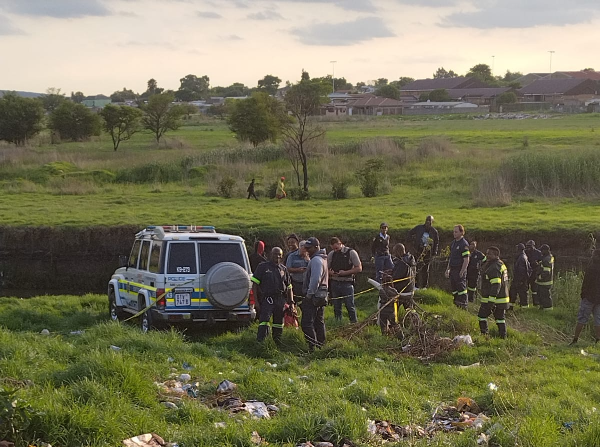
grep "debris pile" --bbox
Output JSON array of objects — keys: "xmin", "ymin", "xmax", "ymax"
[
  {"xmin": 122, "ymin": 433, "xmax": 177, "ymax": 447},
  {"xmin": 393, "ymin": 310, "xmax": 458, "ymax": 361}
]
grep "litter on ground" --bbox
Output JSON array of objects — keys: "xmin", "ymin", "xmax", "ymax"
[{"xmin": 122, "ymin": 433, "xmax": 177, "ymax": 447}]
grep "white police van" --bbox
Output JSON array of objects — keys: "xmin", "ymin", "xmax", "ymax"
[{"xmin": 108, "ymin": 225, "xmax": 255, "ymax": 332}]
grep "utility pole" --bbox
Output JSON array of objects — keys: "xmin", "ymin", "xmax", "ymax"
[
  {"xmin": 491, "ymin": 55, "xmax": 495, "ymax": 77},
  {"xmin": 548, "ymin": 51, "xmax": 555, "ymax": 78},
  {"xmin": 330, "ymin": 60, "xmax": 337, "ymax": 93}
]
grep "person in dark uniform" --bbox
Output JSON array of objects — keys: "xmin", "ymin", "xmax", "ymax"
[
  {"xmin": 251, "ymin": 247, "xmax": 294, "ymax": 344},
  {"xmin": 247, "ymin": 178, "xmax": 258, "ymax": 200},
  {"xmin": 372, "ymin": 222, "xmax": 393, "ymax": 282},
  {"xmin": 391, "ymin": 243, "xmax": 416, "ymax": 308},
  {"xmin": 509, "ymin": 243, "xmax": 532, "ymax": 307},
  {"xmin": 445, "ymin": 225, "xmax": 470, "ymax": 309},
  {"xmin": 378, "ymin": 272, "xmax": 399, "ymax": 334},
  {"xmin": 478, "ymin": 246, "xmax": 510, "ymax": 339},
  {"xmin": 467, "ymin": 240, "xmax": 486, "ymax": 302},
  {"xmin": 408, "ymin": 215, "xmax": 439, "ymax": 290},
  {"xmin": 525, "ymin": 240, "xmax": 542, "ymax": 305},
  {"xmin": 249, "ymin": 241, "xmax": 267, "ymax": 272},
  {"xmin": 328, "ymin": 237, "xmax": 362, "ymax": 323},
  {"xmin": 536, "ymin": 244, "xmax": 554, "ymax": 310}
]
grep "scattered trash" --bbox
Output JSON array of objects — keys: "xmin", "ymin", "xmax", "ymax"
[
  {"xmin": 167, "ymin": 357, "xmax": 174, "ymax": 363},
  {"xmin": 562, "ymin": 421, "xmax": 574, "ymax": 431},
  {"xmin": 341, "ymin": 379, "xmax": 358, "ymax": 390},
  {"xmin": 288, "ymin": 377, "xmax": 294, "ymax": 383},
  {"xmin": 537, "ymin": 355, "xmax": 548, "ymax": 360},
  {"xmin": 178, "ymin": 373, "xmax": 191, "ymax": 383},
  {"xmin": 122, "ymin": 433, "xmax": 173, "ymax": 447},
  {"xmin": 40, "ymin": 329, "xmax": 50, "ymax": 336},
  {"xmin": 298, "ymin": 375, "xmax": 309, "ymax": 380},
  {"xmin": 296, "ymin": 443, "xmax": 334, "ymax": 447},
  {"xmin": 245, "ymin": 401, "xmax": 271, "ymax": 419},
  {"xmin": 375, "ymin": 358, "xmax": 385, "ymax": 363},
  {"xmin": 267, "ymin": 404, "xmax": 279, "ymax": 413},
  {"xmin": 214, "ymin": 422, "xmax": 226, "ymax": 429},
  {"xmin": 457, "ymin": 397, "xmax": 481, "ymax": 414},
  {"xmin": 580, "ymin": 349, "xmax": 600, "ymax": 359},
  {"xmin": 161, "ymin": 401, "xmax": 178, "ymax": 410},
  {"xmin": 477, "ymin": 432, "xmax": 490, "ymax": 445},
  {"xmin": 182, "ymin": 362, "xmax": 193, "ymax": 370},
  {"xmin": 487, "ymin": 383, "xmax": 498, "ymax": 392},
  {"xmin": 110, "ymin": 345, "xmax": 122, "ymax": 351},
  {"xmin": 156, "ymin": 380, "xmax": 185, "ymax": 396},
  {"xmin": 266, "ymin": 362, "xmax": 277, "ymax": 368},
  {"xmin": 458, "ymin": 362, "xmax": 480, "ymax": 369},
  {"xmin": 251, "ymin": 431, "xmax": 264, "ymax": 445},
  {"xmin": 69, "ymin": 330, "xmax": 84, "ymax": 335},
  {"xmin": 217, "ymin": 380, "xmax": 237, "ymax": 394},
  {"xmin": 452, "ymin": 335, "xmax": 474, "ymax": 347}
]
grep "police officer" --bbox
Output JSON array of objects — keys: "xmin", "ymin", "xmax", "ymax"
[
  {"xmin": 509, "ymin": 243, "xmax": 531, "ymax": 307},
  {"xmin": 478, "ymin": 246, "xmax": 510, "ymax": 339},
  {"xmin": 467, "ymin": 240, "xmax": 486, "ymax": 302},
  {"xmin": 525, "ymin": 240, "xmax": 542, "ymax": 305},
  {"xmin": 445, "ymin": 224, "xmax": 470, "ymax": 309},
  {"xmin": 251, "ymin": 247, "xmax": 294, "ymax": 344},
  {"xmin": 536, "ymin": 244, "xmax": 554, "ymax": 310}
]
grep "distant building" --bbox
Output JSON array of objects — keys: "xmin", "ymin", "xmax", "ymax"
[
  {"xmin": 404, "ymin": 101, "xmax": 485, "ymax": 115},
  {"xmin": 518, "ymin": 78, "xmax": 599, "ymax": 107},
  {"xmin": 82, "ymin": 94, "xmax": 111, "ymax": 108},
  {"xmin": 346, "ymin": 94, "xmax": 404, "ymax": 116},
  {"xmin": 447, "ymin": 87, "xmax": 514, "ymax": 106},
  {"xmin": 401, "ymin": 77, "xmax": 490, "ymax": 98}
]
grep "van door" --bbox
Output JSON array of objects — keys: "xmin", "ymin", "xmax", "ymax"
[
  {"xmin": 123, "ymin": 239, "xmax": 142, "ymax": 309},
  {"xmin": 164, "ymin": 242, "xmax": 199, "ymax": 311}
]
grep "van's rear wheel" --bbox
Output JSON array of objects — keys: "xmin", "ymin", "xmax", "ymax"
[
  {"xmin": 109, "ymin": 288, "xmax": 126, "ymax": 321},
  {"xmin": 139, "ymin": 298, "xmax": 153, "ymax": 333}
]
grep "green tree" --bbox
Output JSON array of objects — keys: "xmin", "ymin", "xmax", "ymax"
[
  {"xmin": 281, "ymin": 79, "xmax": 327, "ymax": 192},
  {"xmin": 374, "ymin": 78, "xmax": 388, "ymax": 88},
  {"xmin": 110, "ymin": 88, "xmax": 137, "ymax": 103},
  {"xmin": 141, "ymin": 78, "xmax": 164, "ymax": 98},
  {"xmin": 503, "ymin": 70, "xmax": 523, "ymax": 82},
  {"xmin": 49, "ymin": 101, "xmax": 102, "ymax": 141},
  {"xmin": 71, "ymin": 91, "xmax": 85, "ymax": 104},
  {"xmin": 141, "ymin": 93, "xmax": 184, "ymax": 143},
  {"xmin": 467, "ymin": 63, "xmax": 494, "ymax": 82},
  {"xmin": 496, "ymin": 91, "xmax": 518, "ymax": 104},
  {"xmin": 38, "ymin": 87, "xmax": 67, "ymax": 112},
  {"xmin": 429, "ymin": 88, "xmax": 451, "ymax": 102},
  {"xmin": 433, "ymin": 67, "xmax": 458, "ymax": 79},
  {"xmin": 175, "ymin": 74, "xmax": 210, "ymax": 102},
  {"xmin": 375, "ymin": 84, "xmax": 400, "ymax": 100},
  {"xmin": 100, "ymin": 104, "xmax": 143, "ymax": 151},
  {"xmin": 227, "ymin": 93, "xmax": 284, "ymax": 147},
  {"xmin": 390, "ymin": 77, "xmax": 414, "ymax": 89},
  {"xmin": 211, "ymin": 82, "xmax": 250, "ymax": 97},
  {"xmin": 207, "ymin": 102, "xmax": 229, "ymax": 119},
  {"xmin": 257, "ymin": 75, "xmax": 282, "ymax": 95},
  {"xmin": 0, "ymin": 92, "xmax": 45, "ymax": 146}
]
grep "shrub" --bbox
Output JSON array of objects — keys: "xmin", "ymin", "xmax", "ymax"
[
  {"xmin": 331, "ymin": 177, "xmax": 350, "ymax": 199},
  {"xmin": 217, "ymin": 176, "xmax": 236, "ymax": 198},
  {"xmin": 416, "ymin": 137, "xmax": 454, "ymax": 159},
  {"xmin": 267, "ymin": 181, "xmax": 278, "ymax": 199},
  {"xmin": 115, "ymin": 161, "xmax": 182, "ymax": 184},
  {"xmin": 356, "ymin": 158, "xmax": 384, "ymax": 198},
  {"xmin": 289, "ymin": 187, "xmax": 310, "ymax": 201}
]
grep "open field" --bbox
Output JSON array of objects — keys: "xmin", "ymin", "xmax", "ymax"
[{"xmin": 1, "ymin": 274, "xmax": 600, "ymax": 447}]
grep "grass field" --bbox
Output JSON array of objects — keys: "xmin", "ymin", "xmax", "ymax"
[{"xmin": 1, "ymin": 274, "xmax": 600, "ymax": 447}]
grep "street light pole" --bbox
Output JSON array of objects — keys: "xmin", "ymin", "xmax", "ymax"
[
  {"xmin": 492, "ymin": 55, "xmax": 495, "ymax": 77},
  {"xmin": 330, "ymin": 60, "xmax": 337, "ymax": 93},
  {"xmin": 548, "ymin": 51, "xmax": 555, "ymax": 78}
]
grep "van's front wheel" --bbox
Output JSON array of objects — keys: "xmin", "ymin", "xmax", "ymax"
[
  {"xmin": 109, "ymin": 288, "xmax": 126, "ymax": 321},
  {"xmin": 139, "ymin": 298, "xmax": 153, "ymax": 333}
]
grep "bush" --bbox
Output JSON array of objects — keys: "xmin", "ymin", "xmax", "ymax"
[
  {"xmin": 267, "ymin": 181, "xmax": 278, "ymax": 199},
  {"xmin": 356, "ymin": 158, "xmax": 384, "ymax": 197},
  {"xmin": 115, "ymin": 162, "xmax": 182, "ymax": 184},
  {"xmin": 416, "ymin": 137, "xmax": 454, "ymax": 159},
  {"xmin": 289, "ymin": 187, "xmax": 310, "ymax": 201},
  {"xmin": 217, "ymin": 176, "xmax": 236, "ymax": 198},
  {"xmin": 331, "ymin": 177, "xmax": 350, "ymax": 199}
]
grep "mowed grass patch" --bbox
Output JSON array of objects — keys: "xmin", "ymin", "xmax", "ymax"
[{"xmin": 1, "ymin": 278, "xmax": 600, "ymax": 446}]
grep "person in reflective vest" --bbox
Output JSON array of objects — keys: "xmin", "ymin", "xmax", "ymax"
[
  {"xmin": 251, "ymin": 247, "xmax": 294, "ymax": 344},
  {"xmin": 536, "ymin": 244, "xmax": 554, "ymax": 310},
  {"xmin": 478, "ymin": 246, "xmax": 510, "ymax": 339}
]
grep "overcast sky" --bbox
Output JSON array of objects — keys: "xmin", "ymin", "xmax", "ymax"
[{"xmin": 1, "ymin": 0, "xmax": 599, "ymax": 94}]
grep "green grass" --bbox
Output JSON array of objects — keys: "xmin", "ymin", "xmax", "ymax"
[{"xmin": 1, "ymin": 281, "xmax": 600, "ymax": 446}]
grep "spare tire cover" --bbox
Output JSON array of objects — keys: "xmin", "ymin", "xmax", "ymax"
[{"xmin": 205, "ymin": 262, "xmax": 251, "ymax": 309}]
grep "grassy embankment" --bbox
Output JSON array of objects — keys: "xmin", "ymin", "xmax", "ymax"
[
  {"xmin": 1, "ymin": 271, "xmax": 600, "ymax": 447},
  {"xmin": 0, "ymin": 114, "xmax": 599, "ymax": 240}
]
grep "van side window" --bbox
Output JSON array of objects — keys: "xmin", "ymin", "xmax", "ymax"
[
  {"xmin": 198, "ymin": 242, "xmax": 245, "ymax": 273},
  {"xmin": 139, "ymin": 240, "xmax": 150, "ymax": 271},
  {"xmin": 167, "ymin": 243, "xmax": 197, "ymax": 274},
  {"xmin": 129, "ymin": 240, "xmax": 142, "ymax": 269},
  {"xmin": 149, "ymin": 241, "xmax": 163, "ymax": 273}
]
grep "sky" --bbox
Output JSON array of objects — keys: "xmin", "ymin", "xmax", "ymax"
[{"xmin": 1, "ymin": 0, "xmax": 599, "ymax": 95}]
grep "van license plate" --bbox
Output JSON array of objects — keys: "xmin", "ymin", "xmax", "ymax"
[{"xmin": 175, "ymin": 293, "xmax": 191, "ymax": 306}]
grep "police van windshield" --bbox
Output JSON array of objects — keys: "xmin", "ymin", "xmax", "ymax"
[{"xmin": 198, "ymin": 242, "xmax": 245, "ymax": 273}]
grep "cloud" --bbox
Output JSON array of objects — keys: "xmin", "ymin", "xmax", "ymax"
[
  {"xmin": 247, "ymin": 10, "xmax": 284, "ymax": 20},
  {"xmin": 291, "ymin": 16, "xmax": 394, "ymax": 46},
  {"xmin": 223, "ymin": 34, "xmax": 243, "ymax": 40},
  {"xmin": 2, "ymin": 0, "xmax": 111, "ymax": 18},
  {"xmin": 440, "ymin": 0, "xmax": 600, "ymax": 28},
  {"xmin": 197, "ymin": 11, "xmax": 222, "ymax": 19},
  {"xmin": 221, "ymin": 0, "xmax": 373, "ymax": 11},
  {"xmin": 118, "ymin": 11, "xmax": 139, "ymax": 17},
  {"xmin": 0, "ymin": 14, "xmax": 24, "ymax": 35},
  {"xmin": 117, "ymin": 40, "xmax": 175, "ymax": 50}
]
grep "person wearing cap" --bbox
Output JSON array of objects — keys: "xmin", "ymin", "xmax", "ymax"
[
  {"xmin": 445, "ymin": 225, "xmax": 470, "ymax": 309},
  {"xmin": 467, "ymin": 240, "xmax": 486, "ymax": 303},
  {"xmin": 247, "ymin": 178, "xmax": 258, "ymax": 200},
  {"xmin": 391, "ymin": 243, "xmax": 416, "ymax": 308},
  {"xmin": 478, "ymin": 246, "xmax": 510, "ymax": 339},
  {"xmin": 286, "ymin": 239, "xmax": 309, "ymax": 303},
  {"xmin": 535, "ymin": 244, "xmax": 554, "ymax": 310},
  {"xmin": 302, "ymin": 237, "xmax": 328, "ymax": 351},
  {"xmin": 283, "ymin": 233, "xmax": 300, "ymax": 265},
  {"xmin": 251, "ymin": 247, "xmax": 294, "ymax": 344},
  {"xmin": 408, "ymin": 215, "xmax": 439, "ymax": 290},
  {"xmin": 328, "ymin": 237, "xmax": 362, "ymax": 323},
  {"xmin": 249, "ymin": 241, "xmax": 267, "ymax": 272},
  {"xmin": 509, "ymin": 243, "xmax": 532, "ymax": 307},
  {"xmin": 525, "ymin": 240, "xmax": 543, "ymax": 305},
  {"xmin": 276, "ymin": 176, "xmax": 286, "ymax": 200},
  {"xmin": 569, "ymin": 249, "xmax": 600, "ymax": 345},
  {"xmin": 372, "ymin": 222, "xmax": 393, "ymax": 282}
]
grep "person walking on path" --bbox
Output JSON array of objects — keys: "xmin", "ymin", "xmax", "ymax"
[
  {"xmin": 251, "ymin": 247, "xmax": 294, "ymax": 344},
  {"xmin": 478, "ymin": 246, "xmax": 510, "ymax": 339},
  {"xmin": 302, "ymin": 237, "xmax": 328, "ymax": 352},
  {"xmin": 408, "ymin": 215, "xmax": 439, "ymax": 289},
  {"xmin": 372, "ymin": 222, "xmax": 393, "ymax": 282},
  {"xmin": 247, "ymin": 178, "xmax": 258, "ymax": 200},
  {"xmin": 276, "ymin": 176, "xmax": 286, "ymax": 200},
  {"xmin": 509, "ymin": 243, "xmax": 532, "ymax": 308},
  {"xmin": 467, "ymin": 240, "xmax": 486, "ymax": 302},
  {"xmin": 445, "ymin": 225, "xmax": 470, "ymax": 309},
  {"xmin": 328, "ymin": 237, "xmax": 362, "ymax": 323},
  {"xmin": 569, "ymin": 249, "xmax": 600, "ymax": 345}
]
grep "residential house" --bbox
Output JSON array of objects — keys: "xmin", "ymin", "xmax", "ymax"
[
  {"xmin": 345, "ymin": 94, "xmax": 404, "ymax": 116},
  {"xmin": 400, "ymin": 77, "xmax": 490, "ymax": 98},
  {"xmin": 82, "ymin": 94, "xmax": 111, "ymax": 108},
  {"xmin": 514, "ymin": 73, "xmax": 550, "ymax": 87},
  {"xmin": 518, "ymin": 78, "xmax": 599, "ymax": 108},
  {"xmin": 404, "ymin": 101, "xmax": 484, "ymax": 115},
  {"xmin": 446, "ymin": 87, "xmax": 513, "ymax": 106}
]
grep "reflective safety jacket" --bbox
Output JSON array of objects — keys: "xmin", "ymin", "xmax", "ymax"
[
  {"xmin": 480, "ymin": 260, "xmax": 509, "ymax": 304},
  {"xmin": 536, "ymin": 254, "xmax": 554, "ymax": 286}
]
